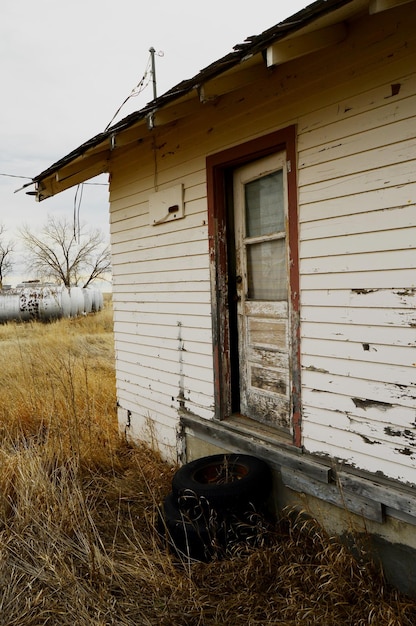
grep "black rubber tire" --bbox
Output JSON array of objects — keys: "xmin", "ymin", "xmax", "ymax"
[
  {"xmin": 157, "ymin": 492, "xmax": 213, "ymax": 562},
  {"xmin": 171, "ymin": 453, "xmax": 272, "ymax": 511}
]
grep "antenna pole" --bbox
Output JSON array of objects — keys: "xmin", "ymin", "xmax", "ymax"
[{"xmin": 149, "ymin": 47, "xmax": 157, "ymax": 100}]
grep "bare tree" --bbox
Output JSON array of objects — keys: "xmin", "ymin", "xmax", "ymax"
[
  {"xmin": 0, "ymin": 224, "xmax": 14, "ymax": 289},
  {"xmin": 20, "ymin": 215, "xmax": 111, "ymax": 288}
]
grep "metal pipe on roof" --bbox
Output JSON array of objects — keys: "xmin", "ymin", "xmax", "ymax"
[{"xmin": 149, "ymin": 47, "xmax": 157, "ymax": 100}]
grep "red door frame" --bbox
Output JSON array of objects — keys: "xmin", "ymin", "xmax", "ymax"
[{"xmin": 206, "ymin": 126, "xmax": 302, "ymax": 447}]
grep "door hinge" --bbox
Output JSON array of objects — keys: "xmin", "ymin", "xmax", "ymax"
[{"xmin": 287, "ymin": 159, "xmax": 292, "ymax": 173}]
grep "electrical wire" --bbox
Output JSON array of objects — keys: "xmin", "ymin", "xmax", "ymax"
[
  {"xmin": 0, "ymin": 172, "xmax": 32, "ymax": 180},
  {"xmin": 104, "ymin": 54, "xmax": 153, "ymax": 131},
  {"xmin": 73, "ymin": 183, "xmax": 84, "ymax": 241}
]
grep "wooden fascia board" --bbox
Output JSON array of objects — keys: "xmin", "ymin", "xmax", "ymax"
[
  {"xmin": 369, "ymin": 0, "xmax": 415, "ymax": 13},
  {"xmin": 266, "ymin": 22, "xmax": 348, "ymax": 66},
  {"xmin": 198, "ymin": 57, "xmax": 267, "ymax": 102},
  {"xmin": 36, "ymin": 151, "xmax": 110, "ymax": 201},
  {"xmin": 146, "ymin": 92, "xmax": 200, "ymax": 128},
  {"xmin": 110, "ymin": 92, "xmax": 198, "ymax": 139},
  {"xmin": 109, "ymin": 120, "xmax": 148, "ymax": 149}
]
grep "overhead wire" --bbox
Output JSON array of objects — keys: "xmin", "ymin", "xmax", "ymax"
[
  {"xmin": 73, "ymin": 183, "xmax": 84, "ymax": 241},
  {"xmin": 7, "ymin": 52, "xmax": 157, "ymax": 212},
  {"xmin": 104, "ymin": 53, "xmax": 153, "ymax": 131},
  {"xmin": 0, "ymin": 172, "xmax": 32, "ymax": 180}
]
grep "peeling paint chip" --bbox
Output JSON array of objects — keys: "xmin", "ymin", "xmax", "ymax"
[{"xmin": 352, "ymin": 398, "xmax": 392, "ymax": 410}]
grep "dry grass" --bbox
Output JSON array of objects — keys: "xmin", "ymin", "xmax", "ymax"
[{"xmin": 0, "ymin": 303, "xmax": 415, "ymax": 625}]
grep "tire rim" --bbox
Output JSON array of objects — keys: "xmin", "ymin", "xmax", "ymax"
[{"xmin": 193, "ymin": 460, "xmax": 249, "ymax": 485}]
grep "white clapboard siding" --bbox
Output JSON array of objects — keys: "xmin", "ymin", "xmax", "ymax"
[
  {"xmin": 300, "ymin": 305, "xmax": 416, "ymax": 327},
  {"xmin": 301, "ymin": 288, "xmax": 416, "ymax": 309},
  {"xmin": 302, "ymin": 424, "xmax": 416, "ymax": 485},
  {"xmin": 110, "ymin": 175, "xmax": 207, "ymax": 224},
  {"xmin": 300, "ymin": 182, "xmax": 416, "ymax": 222},
  {"xmin": 299, "ymin": 159, "xmax": 416, "ymax": 204},
  {"xmin": 301, "ymin": 249, "xmax": 415, "ymax": 274},
  {"xmin": 301, "ymin": 321, "xmax": 415, "ymax": 348},
  {"xmin": 303, "ymin": 405, "xmax": 414, "ymax": 446},
  {"xmin": 302, "ymin": 337, "xmax": 414, "ymax": 368},
  {"xmin": 302, "ymin": 389, "xmax": 415, "ymax": 429},
  {"xmin": 117, "ymin": 380, "xmax": 215, "ymax": 419},
  {"xmin": 302, "ymin": 370, "xmax": 415, "ymax": 409},
  {"xmin": 116, "ymin": 369, "xmax": 214, "ymax": 423},
  {"xmin": 300, "ymin": 137, "xmax": 416, "ymax": 188},
  {"xmin": 110, "ymin": 145, "xmax": 215, "ymax": 449},
  {"xmin": 108, "ymin": 3, "xmax": 416, "ymax": 473},
  {"xmin": 110, "ymin": 194, "xmax": 206, "ymax": 237},
  {"xmin": 112, "ymin": 268, "xmax": 210, "ymax": 287},
  {"xmin": 111, "ymin": 252, "xmax": 209, "ymax": 277},
  {"xmin": 114, "ymin": 288, "xmax": 210, "ymax": 303},
  {"xmin": 300, "ymin": 227, "xmax": 416, "ymax": 257},
  {"xmin": 298, "ymin": 79, "xmax": 416, "ymax": 151},
  {"xmin": 113, "ymin": 308, "xmax": 212, "ymax": 329},
  {"xmin": 115, "ymin": 335, "xmax": 213, "ymax": 359},
  {"xmin": 302, "ymin": 354, "xmax": 415, "ymax": 388},
  {"xmin": 111, "ymin": 279, "xmax": 210, "ymax": 294},
  {"xmin": 300, "ymin": 206, "xmax": 415, "ymax": 240},
  {"xmin": 112, "ymin": 232, "xmax": 208, "ymax": 265},
  {"xmin": 111, "ymin": 199, "xmax": 207, "ymax": 243},
  {"xmin": 117, "ymin": 377, "xmax": 214, "ymax": 422},
  {"xmin": 300, "ymin": 119, "xmax": 416, "ymax": 171},
  {"xmin": 117, "ymin": 342, "xmax": 214, "ymax": 371},
  {"xmin": 296, "ymin": 15, "xmax": 416, "ymax": 478},
  {"xmin": 300, "ymin": 268, "xmax": 416, "ymax": 291},
  {"xmin": 113, "ymin": 318, "xmax": 212, "ymax": 342},
  {"xmin": 116, "ymin": 359, "xmax": 214, "ymax": 401}
]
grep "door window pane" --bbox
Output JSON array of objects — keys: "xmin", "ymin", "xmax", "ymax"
[
  {"xmin": 245, "ymin": 170, "xmax": 284, "ymax": 237},
  {"xmin": 247, "ymin": 239, "xmax": 287, "ymax": 301}
]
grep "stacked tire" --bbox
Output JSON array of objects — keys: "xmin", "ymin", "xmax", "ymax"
[{"xmin": 158, "ymin": 453, "xmax": 272, "ymax": 561}]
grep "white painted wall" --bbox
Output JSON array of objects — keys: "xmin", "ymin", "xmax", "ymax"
[
  {"xmin": 298, "ymin": 64, "xmax": 416, "ymax": 484},
  {"xmin": 109, "ymin": 4, "xmax": 416, "ymax": 475},
  {"xmin": 109, "ymin": 151, "xmax": 214, "ymax": 459}
]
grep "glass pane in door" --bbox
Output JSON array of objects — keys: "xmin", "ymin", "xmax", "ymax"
[
  {"xmin": 247, "ymin": 239, "xmax": 287, "ymax": 301},
  {"xmin": 245, "ymin": 170, "xmax": 284, "ymax": 237}
]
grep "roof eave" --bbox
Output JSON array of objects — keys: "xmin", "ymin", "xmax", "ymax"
[{"xmin": 31, "ymin": 0, "xmax": 358, "ymax": 201}]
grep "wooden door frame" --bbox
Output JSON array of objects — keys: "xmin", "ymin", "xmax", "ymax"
[{"xmin": 206, "ymin": 125, "xmax": 302, "ymax": 446}]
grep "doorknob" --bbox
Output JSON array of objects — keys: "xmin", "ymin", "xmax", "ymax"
[{"xmin": 235, "ymin": 275, "xmax": 243, "ymax": 284}]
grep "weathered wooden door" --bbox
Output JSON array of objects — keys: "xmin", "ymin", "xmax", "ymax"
[{"xmin": 233, "ymin": 153, "xmax": 290, "ymax": 430}]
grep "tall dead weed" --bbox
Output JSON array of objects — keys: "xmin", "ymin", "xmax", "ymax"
[{"xmin": 0, "ymin": 304, "xmax": 414, "ymax": 624}]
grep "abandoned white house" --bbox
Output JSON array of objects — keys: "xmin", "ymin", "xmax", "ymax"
[{"xmin": 30, "ymin": 0, "xmax": 416, "ymax": 594}]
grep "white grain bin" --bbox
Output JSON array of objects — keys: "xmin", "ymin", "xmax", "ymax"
[
  {"xmin": 69, "ymin": 287, "xmax": 85, "ymax": 317},
  {"xmin": 90, "ymin": 288, "xmax": 103, "ymax": 312},
  {"xmin": 0, "ymin": 290, "xmax": 21, "ymax": 322},
  {"xmin": 83, "ymin": 288, "xmax": 93, "ymax": 314},
  {"xmin": 18, "ymin": 288, "xmax": 43, "ymax": 321},
  {"xmin": 97, "ymin": 290, "xmax": 104, "ymax": 311},
  {"xmin": 37, "ymin": 286, "xmax": 64, "ymax": 320},
  {"xmin": 60, "ymin": 287, "xmax": 72, "ymax": 318},
  {"xmin": 0, "ymin": 285, "xmax": 65, "ymax": 322},
  {"xmin": 19, "ymin": 286, "xmax": 64, "ymax": 320},
  {"xmin": 0, "ymin": 284, "xmax": 100, "ymax": 322}
]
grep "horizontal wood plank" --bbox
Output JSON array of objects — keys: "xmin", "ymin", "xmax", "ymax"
[
  {"xmin": 300, "ymin": 268, "xmax": 416, "ymax": 290},
  {"xmin": 300, "ymin": 288, "xmax": 416, "ymax": 309},
  {"xmin": 281, "ymin": 468, "xmax": 384, "ymax": 523},
  {"xmin": 302, "ymin": 370, "xmax": 416, "ymax": 409},
  {"xmin": 300, "ymin": 206, "xmax": 415, "ymax": 240},
  {"xmin": 338, "ymin": 472, "xmax": 416, "ymax": 517}
]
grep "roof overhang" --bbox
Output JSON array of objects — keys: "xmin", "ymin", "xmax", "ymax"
[{"xmin": 29, "ymin": 0, "xmax": 413, "ymax": 201}]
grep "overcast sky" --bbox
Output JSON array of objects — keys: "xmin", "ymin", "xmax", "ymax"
[{"xmin": 0, "ymin": 0, "xmax": 307, "ymax": 285}]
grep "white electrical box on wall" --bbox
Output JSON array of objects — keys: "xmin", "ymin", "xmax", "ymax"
[{"xmin": 149, "ymin": 184, "xmax": 184, "ymax": 226}]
